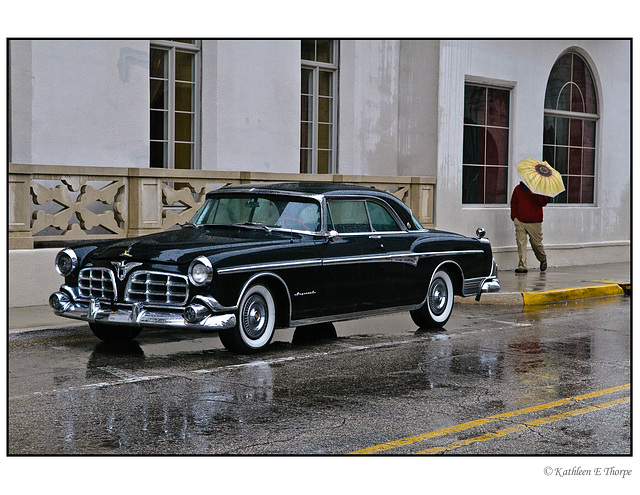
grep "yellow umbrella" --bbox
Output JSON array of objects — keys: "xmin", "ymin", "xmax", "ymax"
[{"xmin": 515, "ymin": 158, "xmax": 565, "ymax": 197}]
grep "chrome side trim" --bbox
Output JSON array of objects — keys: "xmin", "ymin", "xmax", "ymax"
[
  {"xmin": 217, "ymin": 259, "xmax": 322, "ymax": 275},
  {"xmin": 217, "ymin": 250, "xmax": 485, "ymax": 275}
]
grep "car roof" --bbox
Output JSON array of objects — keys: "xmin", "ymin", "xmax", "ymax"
[
  {"xmin": 209, "ymin": 182, "xmax": 418, "ymax": 228},
  {"xmin": 215, "ymin": 182, "xmax": 392, "ymax": 198}
]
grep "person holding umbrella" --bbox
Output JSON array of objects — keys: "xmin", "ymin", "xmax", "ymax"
[{"xmin": 510, "ymin": 159, "xmax": 565, "ymax": 273}]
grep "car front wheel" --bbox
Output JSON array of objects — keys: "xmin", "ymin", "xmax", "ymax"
[
  {"xmin": 219, "ymin": 284, "xmax": 276, "ymax": 354},
  {"xmin": 89, "ymin": 322, "xmax": 142, "ymax": 342},
  {"xmin": 410, "ymin": 269, "xmax": 454, "ymax": 329}
]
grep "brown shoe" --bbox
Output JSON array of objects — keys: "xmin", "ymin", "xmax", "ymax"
[
  {"xmin": 515, "ymin": 268, "xmax": 528, "ymax": 273},
  {"xmin": 540, "ymin": 261, "xmax": 547, "ymax": 272}
]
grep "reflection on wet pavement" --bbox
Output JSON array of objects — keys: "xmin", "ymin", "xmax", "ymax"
[{"xmin": 8, "ymin": 297, "xmax": 630, "ymax": 454}]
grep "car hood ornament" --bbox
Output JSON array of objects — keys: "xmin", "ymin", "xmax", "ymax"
[{"xmin": 111, "ymin": 260, "xmax": 142, "ymax": 281}]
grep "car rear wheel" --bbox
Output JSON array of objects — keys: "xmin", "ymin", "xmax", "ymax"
[
  {"xmin": 89, "ymin": 322, "xmax": 142, "ymax": 342},
  {"xmin": 219, "ymin": 284, "xmax": 276, "ymax": 354},
  {"xmin": 410, "ymin": 269, "xmax": 454, "ymax": 329}
]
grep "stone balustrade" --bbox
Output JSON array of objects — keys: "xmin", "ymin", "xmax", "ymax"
[{"xmin": 8, "ymin": 164, "xmax": 436, "ymax": 249}]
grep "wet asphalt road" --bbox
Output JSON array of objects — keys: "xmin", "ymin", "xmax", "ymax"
[{"xmin": 8, "ymin": 296, "xmax": 630, "ymax": 455}]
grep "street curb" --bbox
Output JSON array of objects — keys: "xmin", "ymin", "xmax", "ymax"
[
  {"xmin": 522, "ymin": 283, "xmax": 625, "ymax": 305},
  {"xmin": 456, "ymin": 283, "xmax": 628, "ymax": 306}
]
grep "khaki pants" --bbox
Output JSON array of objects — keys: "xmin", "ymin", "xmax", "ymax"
[{"xmin": 514, "ymin": 218, "xmax": 547, "ymax": 270}]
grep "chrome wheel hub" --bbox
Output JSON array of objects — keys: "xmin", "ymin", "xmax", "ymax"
[
  {"xmin": 429, "ymin": 279, "xmax": 448, "ymax": 316},
  {"xmin": 242, "ymin": 294, "xmax": 268, "ymax": 339}
]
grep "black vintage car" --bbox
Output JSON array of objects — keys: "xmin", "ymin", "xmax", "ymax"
[{"xmin": 50, "ymin": 183, "xmax": 500, "ymax": 353}]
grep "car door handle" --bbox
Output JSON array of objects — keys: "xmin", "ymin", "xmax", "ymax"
[{"xmin": 369, "ymin": 235, "xmax": 382, "ymax": 239}]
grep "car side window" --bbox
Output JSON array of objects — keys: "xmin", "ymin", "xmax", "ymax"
[
  {"xmin": 327, "ymin": 201, "xmax": 370, "ymax": 233},
  {"xmin": 367, "ymin": 201, "xmax": 400, "ymax": 232}
]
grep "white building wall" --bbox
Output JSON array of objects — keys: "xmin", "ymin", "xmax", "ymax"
[
  {"xmin": 338, "ymin": 40, "xmax": 401, "ymax": 176},
  {"xmin": 11, "ymin": 40, "xmax": 150, "ymax": 167},
  {"xmin": 212, "ymin": 40, "xmax": 300, "ymax": 172},
  {"xmin": 435, "ymin": 39, "xmax": 630, "ymax": 267}
]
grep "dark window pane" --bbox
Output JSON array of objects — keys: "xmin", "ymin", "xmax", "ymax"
[
  {"xmin": 175, "ymin": 52, "xmax": 194, "ymax": 82},
  {"xmin": 567, "ymin": 176, "xmax": 581, "ymax": 203},
  {"xmin": 553, "ymin": 187, "xmax": 567, "ymax": 204},
  {"xmin": 175, "ymin": 113, "xmax": 193, "ymax": 142},
  {"xmin": 583, "ymin": 65, "xmax": 598, "ymax": 114},
  {"xmin": 150, "ymin": 79, "xmax": 167, "ymax": 109},
  {"xmin": 543, "ymin": 145, "xmax": 555, "ymax": 165},
  {"xmin": 463, "ymin": 126, "xmax": 485, "ymax": 165},
  {"xmin": 318, "ymin": 123, "xmax": 331, "ymax": 149},
  {"xmin": 555, "ymin": 146, "xmax": 568, "ymax": 174},
  {"xmin": 583, "ymin": 148, "xmax": 595, "ymax": 175},
  {"xmin": 301, "ymin": 95, "xmax": 312, "ymax": 122},
  {"xmin": 584, "ymin": 120, "xmax": 596, "ymax": 147},
  {"xmin": 150, "ymin": 48, "xmax": 167, "ymax": 79},
  {"xmin": 570, "ymin": 119, "xmax": 582, "ymax": 146},
  {"xmin": 175, "ymin": 142, "xmax": 192, "ymax": 170},
  {"xmin": 301, "ymin": 40, "xmax": 315, "ymax": 61},
  {"xmin": 543, "ymin": 116, "xmax": 556, "ymax": 145},
  {"xmin": 556, "ymin": 117, "xmax": 569, "ymax": 146},
  {"xmin": 569, "ymin": 147, "xmax": 582, "ymax": 175},
  {"xmin": 319, "ymin": 71, "xmax": 333, "ymax": 96},
  {"xmin": 300, "ymin": 123, "xmax": 312, "ymax": 147},
  {"xmin": 557, "ymin": 85, "xmax": 571, "ymax": 111},
  {"xmin": 175, "ymin": 82, "xmax": 193, "ymax": 112},
  {"xmin": 464, "ymin": 85, "xmax": 486, "ymax": 125},
  {"xmin": 570, "ymin": 83, "xmax": 585, "ymax": 113},
  {"xmin": 545, "ymin": 53, "xmax": 572, "ymax": 109},
  {"xmin": 300, "ymin": 149, "xmax": 311, "ymax": 173},
  {"xmin": 486, "ymin": 127, "xmax": 508, "ymax": 165},
  {"xmin": 485, "ymin": 166, "xmax": 507, "ymax": 203},
  {"xmin": 582, "ymin": 176, "xmax": 594, "ymax": 203},
  {"xmin": 462, "ymin": 165, "xmax": 484, "ymax": 204},
  {"xmin": 150, "ymin": 141, "xmax": 167, "ymax": 168},
  {"xmin": 318, "ymin": 151, "xmax": 331, "ymax": 174},
  {"xmin": 571, "ymin": 54, "xmax": 586, "ymax": 94},
  {"xmin": 316, "ymin": 40, "xmax": 333, "ymax": 63},
  {"xmin": 318, "ymin": 97, "xmax": 332, "ymax": 123},
  {"xmin": 301, "ymin": 68, "xmax": 313, "ymax": 94},
  {"xmin": 150, "ymin": 110, "xmax": 167, "ymax": 140},
  {"xmin": 487, "ymin": 88, "xmax": 509, "ymax": 127}
]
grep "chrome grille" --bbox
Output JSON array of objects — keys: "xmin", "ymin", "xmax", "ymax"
[
  {"xmin": 125, "ymin": 271, "xmax": 188, "ymax": 306},
  {"xmin": 78, "ymin": 268, "xmax": 117, "ymax": 300}
]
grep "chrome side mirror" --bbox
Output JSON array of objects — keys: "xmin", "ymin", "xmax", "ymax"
[
  {"xmin": 327, "ymin": 230, "xmax": 339, "ymax": 242},
  {"xmin": 476, "ymin": 228, "xmax": 486, "ymax": 239}
]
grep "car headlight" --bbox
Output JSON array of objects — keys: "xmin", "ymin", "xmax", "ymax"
[
  {"xmin": 55, "ymin": 248, "xmax": 78, "ymax": 276},
  {"xmin": 188, "ymin": 256, "xmax": 213, "ymax": 286}
]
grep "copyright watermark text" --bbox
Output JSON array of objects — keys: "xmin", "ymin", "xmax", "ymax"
[{"xmin": 544, "ymin": 466, "xmax": 632, "ymax": 478}]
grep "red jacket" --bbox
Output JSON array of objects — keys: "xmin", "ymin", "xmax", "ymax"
[{"xmin": 510, "ymin": 182, "xmax": 548, "ymax": 223}]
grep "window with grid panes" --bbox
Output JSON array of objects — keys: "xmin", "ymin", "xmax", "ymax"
[
  {"xmin": 462, "ymin": 84, "xmax": 510, "ymax": 204},
  {"xmin": 301, "ymin": 40, "xmax": 338, "ymax": 174},
  {"xmin": 150, "ymin": 40, "xmax": 200, "ymax": 169},
  {"xmin": 543, "ymin": 52, "xmax": 598, "ymax": 204}
]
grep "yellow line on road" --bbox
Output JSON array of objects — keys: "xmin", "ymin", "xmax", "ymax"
[
  {"xmin": 348, "ymin": 383, "xmax": 629, "ymax": 454},
  {"xmin": 416, "ymin": 396, "xmax": 630, "ymax": 454}
]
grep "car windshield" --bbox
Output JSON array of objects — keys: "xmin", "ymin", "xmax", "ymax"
[{"xmin": 190, "ymin": 194, "xmax": 322, "ymax": 233}]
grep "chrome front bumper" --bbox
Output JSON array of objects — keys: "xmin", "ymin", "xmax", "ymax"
[
  {"xmin": 477, "ymin": 259, "xmax": 501, "ymax": 300},
  {"xmin": 49, "ymin": 287, "xmax": 236, "ymax": 331}
]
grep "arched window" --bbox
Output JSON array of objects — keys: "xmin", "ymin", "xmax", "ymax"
[{"xmin": 543, "ymin": 52, "xmax": 598, "ymax": 203}]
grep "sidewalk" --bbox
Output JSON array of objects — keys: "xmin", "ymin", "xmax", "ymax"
[{"xmin": 7, "ymin": 262, "xmax": 631, "ymax": 334}]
